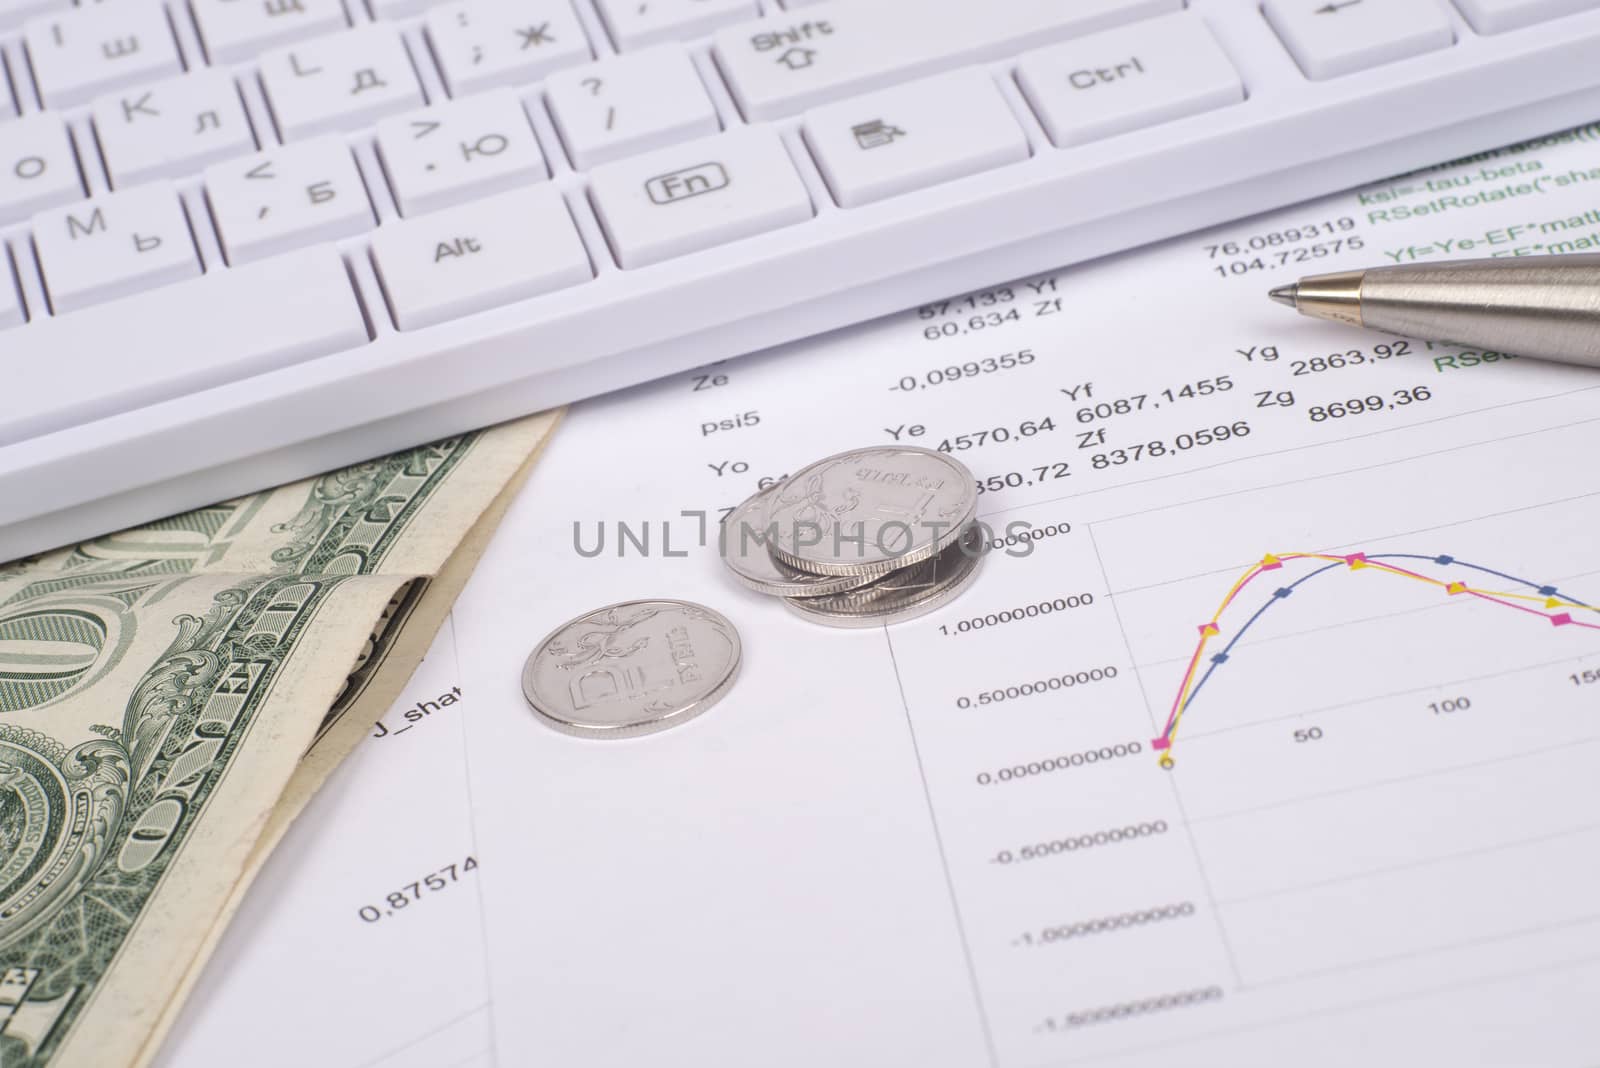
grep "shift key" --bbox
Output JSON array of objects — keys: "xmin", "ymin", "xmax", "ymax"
[{"xmin": 711, "ymin": 0, "xmax": 1182, "ymax": 121}]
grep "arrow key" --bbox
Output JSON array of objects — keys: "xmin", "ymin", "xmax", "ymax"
[
  {"xmin": 1454, "ymin": 0, "xmax": 1600, "ymax": 33},
  {"xmin": 1264, "ymin": 0, "xmax": 1454, "ymax": 80}
]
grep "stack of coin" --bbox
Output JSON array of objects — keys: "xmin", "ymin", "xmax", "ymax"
[{"xmin": 721, "ymin": 446, "xmax": 985, "ymax": 627}]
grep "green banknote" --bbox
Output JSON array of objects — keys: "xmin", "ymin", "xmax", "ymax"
[{"xmin": 0, "ymin": 412, "xmax": 559, "ymax": 1068}]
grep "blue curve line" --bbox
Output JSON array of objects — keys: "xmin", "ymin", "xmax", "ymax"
[
  {"xmin": 1372, "ymin": 554, "xmax": 1595, "ymax": 611},
  {"xmin": 1180, "ymin": 554, "xmax": 1596, "ymax": 715}
]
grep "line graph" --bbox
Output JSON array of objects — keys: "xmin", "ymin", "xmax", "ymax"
[{"xmin": 1153, "ymin": 552, "xmax": 1600, "ymax": 767}]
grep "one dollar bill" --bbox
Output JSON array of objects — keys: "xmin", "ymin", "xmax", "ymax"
[{"xmin": 0, "ymin": 412, "xmax": 560, "ymax": 1067}]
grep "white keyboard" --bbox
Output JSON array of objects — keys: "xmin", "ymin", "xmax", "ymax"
[{"xmin": 4, "ymin": 0, "xmax": 1600, "ymax": 559}]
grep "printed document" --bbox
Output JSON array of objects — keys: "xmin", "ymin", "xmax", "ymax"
[
  {"xmin": 161, "ymin": 125, "xmax": 1600, "ymax": 1067},
  {"xmin": 454, "ymin": 127, "xmax": 1600, "ymax": 1067}
]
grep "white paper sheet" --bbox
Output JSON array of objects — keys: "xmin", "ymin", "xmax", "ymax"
[
  {"xmin": 156, "ymin": 623, "xmax": 495, "ymax": 1068},
  {"xmin": 451, "ymin": 128, "xmax": 1600, "ymax": 1066}
]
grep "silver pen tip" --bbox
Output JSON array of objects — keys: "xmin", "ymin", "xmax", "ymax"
[{"xmin": 1268, "ymin": 284, "xmax": 1298, "ymax": 308}]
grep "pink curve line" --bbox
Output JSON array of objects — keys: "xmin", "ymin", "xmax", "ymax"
[
  {"xmin": 1212, "ymin": 553, "xmax": 1315, "ymax": 617},
  {"xmin": 1159, "ymin": 640, "xmax": 1212, "ymax": 750},
  {"xmin": 1155, "ymin": 556, "xmax": 1600, "ymax": 749},
  {"xmin": 1161, "ymin": 553, "xmax": 1350, "ymax": 743},
  {"xmin": 1467, "ymin": 589, "xmax": 1600, "ymax": 630}
]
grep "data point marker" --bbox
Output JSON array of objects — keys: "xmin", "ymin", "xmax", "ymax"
[{"xmin": 1158, "ymin": 546, "xmax": 1600, "ymax": 767}]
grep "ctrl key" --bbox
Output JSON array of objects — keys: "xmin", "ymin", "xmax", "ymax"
[
  {"xmin": 370, "ymin": 186, "xmax": 593, "ymax": 331},
  {"xmin": 1017, "ymin": 13, "xmax": 1243, "ymax": 147}
]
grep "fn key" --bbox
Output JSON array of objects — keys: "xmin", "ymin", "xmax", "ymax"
[{"xmin": 588, "ymin": 128, "xmax": 813, "ymax": 268}]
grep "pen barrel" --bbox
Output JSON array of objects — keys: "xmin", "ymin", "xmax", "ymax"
[{"xmin": 1360, "ymin": 255, "xmax": 1600, "ymax": 369}]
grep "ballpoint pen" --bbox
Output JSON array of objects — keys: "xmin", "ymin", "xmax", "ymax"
[{"xmin": 1268, "ymin": 254, "xmax": 1600, "ymax": 370}]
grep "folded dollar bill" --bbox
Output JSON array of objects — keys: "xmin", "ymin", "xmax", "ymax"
[{"xmin": 0, "ymin": 412, "xmax": 560, "ymax": 1068}]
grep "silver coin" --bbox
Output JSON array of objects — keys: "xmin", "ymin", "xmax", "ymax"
[
  {"xmin": 764, "ymin": 446, "xmax": 978, "ymax": 578},
  {"xmin": 783, "ymin": 524, "xmax": 985, "ymax": 628},
  {"xmin": 522, "ymin": 599, "xmax": 741, "ymax": 739},
  {"xmin": 720, "ymin": 484, "xmax": 879, "ymax": 597}
]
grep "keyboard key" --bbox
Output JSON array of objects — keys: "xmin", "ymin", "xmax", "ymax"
[
  {"xmin": 32, "ymin": 182, "xmax": 200, "ymax": 313},
  {"xmin": 1263, "ymin": 0, "xmax": 1454, "ymax": 80},
  {"xmin": 191, "ymin": 0, "xmax": 348, "ymax": 64},
  {"xmin": 24, "ymin": 0, "xmax": 184, "ymax": 109},
  {"xmin": 92, "ymin": 69, "xmax": 256, "ymax": 189},
  {"xmin": 594, "ymin": 0, "xmax": 755, "ymax": 51},
  {"xmin": 376, "ymin": 89, "xmax": 547, "ymax": 217},
  {"xmin": 0, "ymin": 253, "xmax": 23, "ymax": 329},
  {"xmin": 1453, "ymin": 0, "xmax": 1599, "ymax": 32},
  {"xmin": 1017, "ymin": 13, "xmax": 1243, "ymax": 148},
  {"xmin": 259, "ymin": 25, "xmax": 425, "ymax": 141},
  {"xmin": 369, "ymin": 0, "xmax": 438, "ymax": 18},
  {"xmin": 803, "ymin": 69, "xmax": 1027, "ymax": 208},
  {"xmin": 588, "ymin": 127, "xmax": 812, "ymax": 268},
  {"xmin": 0, "ymin": 247, "xmax": 366, "ymax": 448},
  {"xmin": 712, "ymin": 0, "xmax": 1182, "ymax": 121},
  {"xmin": 545, "ymin": 45, "xmax": 719, "ymax": 170},
  {"xmin": 205, "ymin": 137, "xmax": 373, "ymax": 264},
  {"xmin": 1, "ymin": 0, "xmax": 61, "ymax": 32},
  {"xmin": 371, "ymin": 186, "xmax": 591, "ymax": 329},
  {"xmin": 0, "ymin": 113, "xmax": 83, "ymax": 224},
  {"xmin": 425, "ymin": 0, "xmax": 591, "ymax": 97}
]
